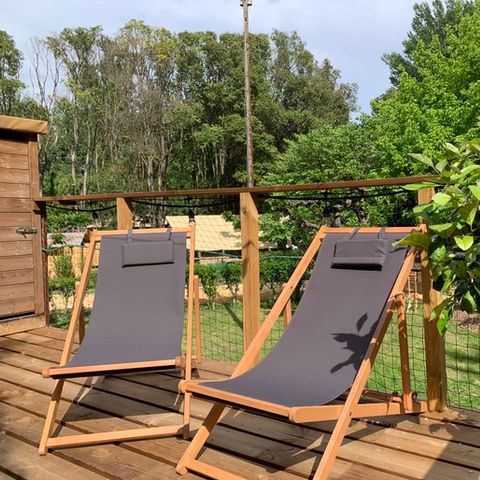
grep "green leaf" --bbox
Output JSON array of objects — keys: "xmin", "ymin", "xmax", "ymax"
[
  {"xmin": 413, "ymin": 203, "xmax": 430, "ymax": 215},
  {"xmin": 430, "ymin": 244, "xmax": 447, "ymax": 264},
  {"xmin": 458, "ymin": 164, "xmax": 480, "ymax": 178},
  {"xmin": 437, "ymin": 304, "xmax": 453, "ymax": 335},
  {"xmin": 460, "ymin": 290, "xmax": 477, "ymax": 314},
  {"xmin": 409, "ymin": 153, "xmax": 434, "ymax": 169},
  {"xmin": 432, "ymin": 192, "xmax": 451, "ymax": 206},
  {"xmin": 454, "ymin": 235, "xmax": 474, "ymax": 251},
  {"xmin": 471, "ymin": 144, "xmax": 480, "ymax": 154},
  {"xmin": 459, "ymin": 203, "xmax": 477, "ymax": 226},
  {"xmin": 430, "ymin": 298, "xmax": 450, "ymax": 322},
  {"xmin": 428, "ymin": 223, "xmax": 453, "ymax": 233},
  {"xmin": 435, "ymin": 159, "xmax": 448, "ymax": 173},
  {"xmin": 404, "ymin": 183, "xmax": 431, "ymax": 191},
  {"xmin": 444, "ymin": 143, "xmax": 461, "ymax": 157},
  {"xmin": 397, "ymin": 232, "xmax": 430, "ymax": 251},
  {"xmin": 404, "ymin": 181, "xmax": 440, "ymax": 191},
  {"xmin": 469, "ymin": 185, "xmax": 480, "ymax": 200}
]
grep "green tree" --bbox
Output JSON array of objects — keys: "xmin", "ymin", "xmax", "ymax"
[
  {"xmin": 0, "ymin": 30, "xmax": 24, "ymax": 114},
  {"xmin": 259, "ymin": 121, "xmax": 381, "ymax": 249},
  {"xmin": 383, "ymin": 0, "xmax": 474, "ymax": 86},
  {"xmin": 47, "ymin": 26, "xmax": 104, "ymax": 193},
  {"xmin": 371, "ymin": 0, "xmax": 480, "ymax": 177}
]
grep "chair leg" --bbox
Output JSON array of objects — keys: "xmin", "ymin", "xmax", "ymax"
[
  {"xmin": 39, "ymin": 379, "xmax": 64, "ymax": 455},
  {"xmin": 176, "ymin": 402, "xmax": 227, "ymax": 475},
  {"xmin": 312, "ymin": 410, "xmax": 351, "ymax": 480},
  {"xmin": 183, "ymin": 392, "xmax": 191, "ymax": 440}
]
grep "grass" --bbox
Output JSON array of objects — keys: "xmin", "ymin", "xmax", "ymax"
[{"xmin": 49, "ymin": 298, "xmax": 479, "ymax": 410}]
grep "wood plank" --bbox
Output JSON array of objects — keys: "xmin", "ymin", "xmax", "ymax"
[
  {"xmin": 0, "ymin": 367, "xmax": 385, "ymax": 480},
  {"xmin": 0, "ymin": 152, "xmax": 29, "ymax": 169},
  {"xmin": 116, "ymin": 197, "xmax": 133, "ymax": 229},
  {"xmin": 0, "ymin": 298, "xmax": 35, "ymax": 318},
  {"xmin": 0, "ymin": 182, "xmax": 30, "ymax": 198},
  {"xmin": 240, "ymin": 192, "xmax": 260, "ymax": 356},
  {"xmin": 0, "ymin": 138, "xmax": 28, "ymax": 156},
  {"xmin": 34, "ymin": 175, "xmax": 438, "ymax": 203},
  {"xmin": 0, "ymin": 167, "xmax": 30, "ymax": 183},
  {"xmin": 0, "ymin": 379, "xmax": 302, "ymax": 480},
  {"xmin": 0, "ymin": 226, "xmax": 34, "ymax": 241},
  {"xmin": 418, "ymin": 188, "xmax": 448, "ymax": 412},
  {"xmin": 0, "ymin": 197, "xmax": 31, "ymax": 212},
  {"xmin": 0, "ymin": 402, "xmax": 194, "ymax": 480},
  {"xmin": 0, "ymin": 471, "xmax": 16, "ymax": 479},
  {"xmin": 0, "ymin": 212, "xmax": 32, "ymax": 226},
  {"xmin": 0, "ymin": 269, "xmax": 34, "ymax": 286},
  {"xmin": 28, "ymin": 135, "xmax": 46, "ymax": 318},
  {"xmin": 0, "ymin": 283, "xmax": 34, "ymax": 302},
  {"xmin": 2, "ymin": 345, "xmax": 479, "ymax": 478},
  {"xmin": 6, "ymin": 331, "xmax": 478, "ymax": 478},
  {"xmin": 0, "ymin": 255, "xmax": 34, "ymax": 272},
  {"xmin": 0, "ymin": 241, "xmax": 33, "ymax": 256},
  {"xmin": 0, "ymin": 432, "xmax": 105, "ymax": 480},
  {"xmin": 423, "ymin": 408, "xmax": 480, "ymax": 428},
  {"xmin": 0, "ymin": 114, "xmax": 48, "ymax": 134},
  {"xmin": 0, "ymin": 313, "xmax": 45, "ymax": 335}
]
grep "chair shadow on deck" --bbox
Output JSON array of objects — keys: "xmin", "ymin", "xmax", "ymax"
[{"xmin": 51, "ymin": 370, "xmax": 185, "ymax": 438}]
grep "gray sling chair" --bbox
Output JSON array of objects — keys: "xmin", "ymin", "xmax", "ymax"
[
  {"xmin": 39, "ymin": 226, "xmax": 200, "ymax": 455},
  {"xmin": 177, "ymin": 226, "xmax": 429, "ymax": 480}
]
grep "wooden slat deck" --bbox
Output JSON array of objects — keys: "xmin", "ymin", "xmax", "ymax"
[{"xmin": 0, "ymin": 327, "xmax": 479, "ymax": 480}]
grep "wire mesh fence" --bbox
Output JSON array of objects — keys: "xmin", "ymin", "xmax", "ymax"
[{"xmin": 45, "ymin": 188, "xmax": 480, "ymax": 411}]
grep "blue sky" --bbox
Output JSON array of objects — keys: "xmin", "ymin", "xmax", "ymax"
[{"xmin": 1, "ymin": 0, "xmax": 419, "ymax": 113}]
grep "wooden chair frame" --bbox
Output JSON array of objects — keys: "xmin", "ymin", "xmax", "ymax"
[
  {"xmin": 177, "ymin": 226, "xmax": 428, "ymax": 480},
  {"xmin": 39, "ymin": 226, "xmax": 200, "ymax": 454}
]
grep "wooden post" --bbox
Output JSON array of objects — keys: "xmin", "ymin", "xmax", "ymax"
[
  {"xmin": 39, "ymin": 202, "xmax": 50, "ymax": 325},
  {"xmin": 396, "ymin": 293, "xmax": 413, "ymax": 411},
  {"xmin": 116, "ymin": 198, "xmax": 133, "ymax": 229},
  {"xmin": 240, "ymin": 192, "xmax": 260, "ymax": 358},
  {"xmin": 417, "ymin": 188, "xmax": 448, "ymax": 411}
]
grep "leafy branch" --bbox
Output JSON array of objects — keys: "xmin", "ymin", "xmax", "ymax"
[{"xmin": 400, "ymin": 138, "xmax": 480, "ymax": 333}]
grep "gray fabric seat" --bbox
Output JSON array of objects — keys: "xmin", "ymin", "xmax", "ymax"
[
  {"xmin": 50, "ymin": 231, "xmax": 187, "ymax": 379},
  {"xmin": 199, "ymin": 232, "xmax": 408, "ymax": 408}
]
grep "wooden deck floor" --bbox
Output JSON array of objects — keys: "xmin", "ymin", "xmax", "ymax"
[{"xmin": 0, "ymin": 327, "xmax": 479, "ymax": 480}]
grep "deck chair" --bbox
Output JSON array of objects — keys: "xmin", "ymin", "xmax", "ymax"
[
  {"xmin": 177, "ymin": 226, "xmax": 428, "ymax": 480},
  {"xmin": 39, "ymin": 226, "xmax": 201, "ymax": 454}
]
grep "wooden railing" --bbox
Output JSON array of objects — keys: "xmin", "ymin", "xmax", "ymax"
[{"xmin": 34, "ymin": 175, "xmax": 447, "ymax": 411}]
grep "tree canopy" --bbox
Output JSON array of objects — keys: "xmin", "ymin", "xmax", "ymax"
[{"xmin": 0, "ymin": 0, "xmax": 479, "ymax": 237}]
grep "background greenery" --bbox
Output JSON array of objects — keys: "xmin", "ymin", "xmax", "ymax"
[{"xmin": 1, "ymin": 1, "xmax": 479, "ymax": 223}]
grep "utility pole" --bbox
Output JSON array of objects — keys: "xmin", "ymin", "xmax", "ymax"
[{"xmin": 241, "ymin": 0, "xmax": 254, "ymax": 187}]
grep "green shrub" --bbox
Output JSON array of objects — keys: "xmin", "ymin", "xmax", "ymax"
[
  {"xmin": 195, "ymin": 264, "xmax": 219, "ymax": 306},
  {"xmin": 260, "ymin": 253, "xmax": 298, "ymax": 298},
  {"xmin": 49, "ymin": 276, "xmax": 76, "ymax": 310},
  {"xmin": 52, "ymin": 252, "xmax": 74, "ymax": 278},
  {"xmin": 220, "ymin": 262, "xmax": 242, "ymax": 302}
]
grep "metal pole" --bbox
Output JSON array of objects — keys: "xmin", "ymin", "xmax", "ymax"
[{"xmin": 241, "ymin": 0, "xmax": 254, "ymax": 187}]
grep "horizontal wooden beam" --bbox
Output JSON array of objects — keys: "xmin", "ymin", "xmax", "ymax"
[
  {"xmin": 46, "ymin": 425, "xmax": 184, "ymax": 449},
  {"xmin": 33, "ymin": 175, "xmax": 438, "ymax": 203},
  {"xmin": 0, "ymin": 114, "xmax": 48, "ymax": 134}
]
